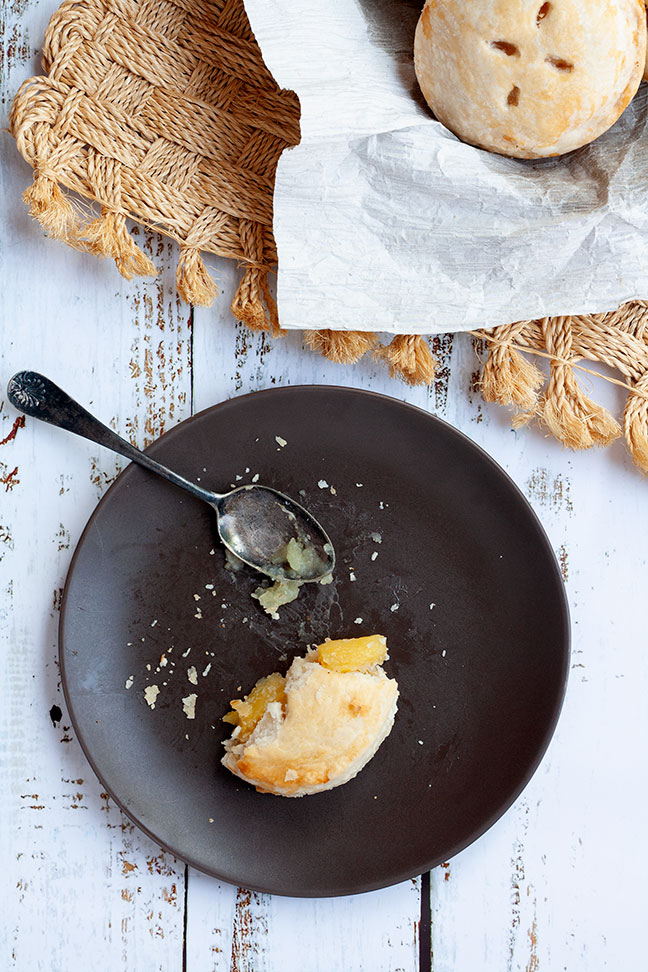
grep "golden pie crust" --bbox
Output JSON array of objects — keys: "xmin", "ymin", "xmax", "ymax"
[
  {"xmin": 414, "ymin": 0, "xmax": 646, "ymax": 158},
  {"xmin": 221, "ymin": 651, "xmax": 399, "ymax": 797}
]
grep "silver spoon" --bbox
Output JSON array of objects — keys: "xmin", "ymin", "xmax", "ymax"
[{"xmin": 7, "ymin": 371, "xmax": 335, "ymax": 583}]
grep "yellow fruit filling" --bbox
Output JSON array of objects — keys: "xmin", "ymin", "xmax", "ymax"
[
  {"xmin": 223, "ymin": 672, "xmax": 286, "ymax": 742},
  {"xmin": 316, "ymin": 635, "xmax": 387, "ymax": 673},
  {"xmin": 223, "ymin": 636, "xmax": 388, "ymax": 742}
]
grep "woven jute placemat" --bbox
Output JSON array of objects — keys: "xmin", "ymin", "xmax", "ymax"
[{"xmin": 9, "ymin": 0, "xmax": 648, "ymax": 473}]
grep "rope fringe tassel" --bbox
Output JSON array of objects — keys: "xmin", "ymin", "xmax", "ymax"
[
  {"xmin": 375, "ymin": 335, "xmax": 436, "ymax": 386},
  {"xmin": 83, "ymin": 211, "xmax": 157, "ymax": 280},
  {"xmin": 304, "ymin": 330, "xmax": 377, "ymax": 364},
  {"xmin": 23, "ymin": 173, "xmax": 79, "ymax": 240},
  {"xmin": 176, "ymin": 246, "xmax": 217, "ymax": 306}
]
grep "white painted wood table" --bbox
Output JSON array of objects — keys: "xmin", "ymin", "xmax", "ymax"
[{"xmin": 2, "ymin": 5, "xmax": 648, "ymax": 969}]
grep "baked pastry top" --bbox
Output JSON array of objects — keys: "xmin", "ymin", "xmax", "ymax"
[
  {"xmin": 221, "ymin": 636, "xmax": 399, "ymax": 797},
  {"xmin": 414, "ymin": 0, "xmax": 646, "ymax": 158}
]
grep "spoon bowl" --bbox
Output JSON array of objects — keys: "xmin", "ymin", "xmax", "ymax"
[
  {"xmin": 215, "ymin": 485, "xmax": 333, "ymax": 581},
  {"xmin": 7, "ymin": 371, "xmax": 335, "ymax": 583}
]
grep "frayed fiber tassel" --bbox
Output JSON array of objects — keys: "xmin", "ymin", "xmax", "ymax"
[
  {"xmin": 176, "ymin": 247, "xmax": 218, "ymax": 306},
  {"xmin": 305, "ymin": 329, "xmax": 376, "ymax": 364},
  {"xmin": 375, "ymin": 335, "xmax": 436, "ymax": 386},
  {"xmin": 83, "ymin": 211, "xmax": 157, "ymax": 280},
  {"xmin": 624, "ymin": 376, "xmax": 648, "ymax": 473},
  {"xmin": 23, "ymin": 173, "xmax": 79, "ymax": 240},
  {"xmin": 480, "ymin": 342, "xmax": 544, "ymax": 411},
  {"xmin": 231, "ymin": 267, "xmax": 280, "ymax": 336},
  {"xmin": 543, "ymin": 364, "xmax": 620, "ymax": 449},
  {"xmin": 541, "ymin": 316, "xmax": 620, "ymax": 449}
]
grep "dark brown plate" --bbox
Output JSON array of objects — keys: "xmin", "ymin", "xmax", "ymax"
[{"xmin": 60, "ymin": 386, "xmax": 569, "ymax": 897}]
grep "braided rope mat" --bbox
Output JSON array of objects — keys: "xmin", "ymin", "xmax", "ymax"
[
  {"xmin": 9, "ymin": 0, "xmax": 648, "ymax": 474},
  {"xmin": 10, "ymin": 0, "xmax": 301, "ymax": 332}
]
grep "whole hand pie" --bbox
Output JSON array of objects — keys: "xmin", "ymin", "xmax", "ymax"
[
  {"xmin": 414, "ymin": 0, "xmax": 646, "ymax": 158},
  {"xmin": 221, "ymin": 636, "xmax": 399, "ymax": 797}
]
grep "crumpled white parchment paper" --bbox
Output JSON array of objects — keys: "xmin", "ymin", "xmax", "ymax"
[{"xmin": 243, "ymin": 0, "xmax": 648, "ymax": 334}]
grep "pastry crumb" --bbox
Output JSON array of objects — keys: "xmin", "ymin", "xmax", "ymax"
[
  {"xmin": 187, "ymin": 666, "xmax": 198, "ymax": 685},
  {"xmin": 144, "ymin": 685, "xmax": 160, "ymax": 709},
  {"xmin": 182, "ymin": 694, "xmax": 197, "ymax": 719}
]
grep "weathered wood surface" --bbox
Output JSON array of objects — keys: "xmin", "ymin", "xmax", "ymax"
[{"xmin": 2, "ymin": 3, "xmax": 648, "ymax": 969}]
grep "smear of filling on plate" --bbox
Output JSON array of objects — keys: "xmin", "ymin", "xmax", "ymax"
[
  {"xmin": 221, "ymin": 635, "xmax": 398, "ymax": 797},
  {"xmin": 227, "ymin": 537, "xmax": 334, "ymax": 620}
]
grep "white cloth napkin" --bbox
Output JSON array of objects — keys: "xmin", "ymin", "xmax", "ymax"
[{"xmin": 244, "ymin": 0, "xmax": 648, "ymax": 334}]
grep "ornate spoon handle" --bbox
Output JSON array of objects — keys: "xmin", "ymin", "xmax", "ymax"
[{"xmin": 7, "ymin": 370, "xmax": 218, "ymax": 504}]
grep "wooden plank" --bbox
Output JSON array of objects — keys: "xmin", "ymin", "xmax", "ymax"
[
  {"xmin": 2, "ymin": 4, "xmax": 192, "ymax": 956},
  {"xmin": 0, "ymin": 236, "xmax": 192, "ymax": 970},
  {"xmin": 185, "ymin": 870, "xmax": 421, "ymax": 972}
]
